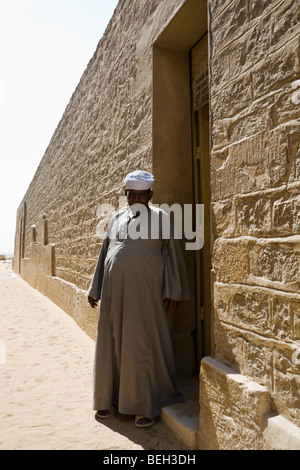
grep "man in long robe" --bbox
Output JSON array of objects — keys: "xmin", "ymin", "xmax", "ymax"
[{"xmin": 88, "ymin": 170, "xmax": 190, "ymax": 428}]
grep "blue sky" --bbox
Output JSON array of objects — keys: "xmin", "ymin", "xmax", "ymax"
[{"xmin": 0, "ymin": 0, "xmax": 119, "ymax": 254}]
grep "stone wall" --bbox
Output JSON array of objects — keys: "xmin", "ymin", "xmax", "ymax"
[
  {"xmin": 13, "ymin": 0, "xmax": 300, "ymax": 450},
  {"xmin": 13, "ymin": 0, "xmax": 187, "ymax": 336},
  {"xmin": 199, "ymin": 0, "xmax": 300, "ymax": 449}
]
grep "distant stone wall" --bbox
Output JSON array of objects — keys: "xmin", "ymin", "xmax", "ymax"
[
  {"xmin": 201, "ymin": 0, "xmax": 300, "ymax": 446},
  {"xmin": 13, "ymin": 0, "xmax": 185, "ymax": 335}
]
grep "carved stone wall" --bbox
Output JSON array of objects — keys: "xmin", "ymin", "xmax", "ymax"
[
  {"xmin": 13, "ymin": 0, "xmax": 300, "ymax": 450},
  {"xmin": 199, "ymin": 0, "xmax": 300, "ymax": 449}
]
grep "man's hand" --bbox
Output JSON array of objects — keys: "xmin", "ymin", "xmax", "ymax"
[
  {"xmin": 164, "ymin": 298, "xmax": 180, "ymax": 316},
  {"xmin": 88, "ymin": 296, "xmax": 98, "ymax": 308}
]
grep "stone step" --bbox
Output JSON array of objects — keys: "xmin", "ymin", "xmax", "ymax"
[{"xmin": 161, "ymin": 377, "xmax": 199, "ymax": 450}]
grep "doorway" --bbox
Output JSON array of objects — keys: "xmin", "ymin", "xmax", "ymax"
[
  {"xmin": 152, "ymin": 0, "xmax": 210, "ymax": 379},
  {"xmin": 190, "ymin": 34, "xmax": 211, "ymax": 367}
]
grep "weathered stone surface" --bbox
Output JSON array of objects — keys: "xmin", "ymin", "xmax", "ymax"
[
  {"xmin": 210, "ymin": 0, "xmax": 300, "ymax": 95},
  {"xmin": 209, "ymin": 0, "xmax": 300, "ymax": 437},
  {"xmin": 212, "ymin": 184, "xmax": 300, "ymax": 238},
  {"xmin": 253, "ymin": 241, "xmax": 300, "ymax": 288},
  {"xmin": 211, "ymin": 123, "xmax": 300, "ymax": 200},
  {"xmin": 199, "ymin": 357, "xmax": 272, "ymax": 450},
  {"xmin": 263, "ymin": 414, "xmax": 300, "ymax": 450},
  {"xmin": 12, "ymin": 0, "xmax": 300, "ymax": 450},
  {"xmin": 235, "ymin": 194, "xmax": 272, "ymax": 237},
  {"xmin": 213, "ymin": 236, "xmax": 300, "ymax": 294},
  {"xmin": 252, "ymin": 35, "xmax": 300, "ymax": 99},
  {"xmin": 213, "ymin": 238, "xmax": 252, "ymax": 283},
  {"xmin": 213, "ymin": 281, "xmax": 300, "ymax": 425}
]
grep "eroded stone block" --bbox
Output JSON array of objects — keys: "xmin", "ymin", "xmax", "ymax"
[{"xmin": 199, "ymin": 357, "xmax": 271, "ymax": 450}]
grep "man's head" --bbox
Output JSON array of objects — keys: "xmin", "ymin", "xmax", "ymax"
[
  {"xmin": 125, "ymin": 188, "xmax": 153, "ymax": 206},
  {"xmin": 124, "ymin": 170, "xmax": 154, "ymax": 207}
]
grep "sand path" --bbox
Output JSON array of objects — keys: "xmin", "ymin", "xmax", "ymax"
[{"xmin": 0, "ymin": 260, "xmax": 188, "ymax": 450}]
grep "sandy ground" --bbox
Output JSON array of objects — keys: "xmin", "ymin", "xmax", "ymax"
[{"xmin": 0, "ymin": 259, "xmax": 188, "ymax": 451}]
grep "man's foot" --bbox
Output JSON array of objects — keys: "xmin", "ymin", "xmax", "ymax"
[
  {"xmin": 134, "ymin": 415, "xmax": 155, "ymax": 428},
  {"xmin": 95, "ymin": 405, "xmax": 117, "ymax": 421}
]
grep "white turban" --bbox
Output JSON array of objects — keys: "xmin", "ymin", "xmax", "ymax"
[{"xmin": 124, "ymin": 170, "xmax": 155, "ymax": 190}]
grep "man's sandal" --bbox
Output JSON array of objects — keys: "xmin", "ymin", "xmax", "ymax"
[
  {"xmin": 134, "ymin": 415, "xmax": 155, "ymax": 428},
  {"xmin": 95, "ymin": 405, "xmax": 117, "ymax": 421}
]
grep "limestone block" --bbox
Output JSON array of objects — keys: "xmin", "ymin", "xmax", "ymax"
[
  {"xmin": 210, "ymin": 121, "xmax": 231, "ymax": 151},
  {"xmin": 224, "ymin": 95, "xmax": 271, "ymax": 145},
  {"xmin": 212, "ymin": 185, "xmax": 300, "ymax": 238},
  {"xmin": 235, "ymin": 193, "xmax": 272, "ymax": 237},
  {"xmin": 208, "ymin": 0, "xmax": 232, "ymax": 21},
  {"xmin": 210, "ymin": 49, "xmax": 229, "ymax": 93},
  {"xmin": 211, "ymin": 0, "xmax": 299, "ymax": 96},
  {"xmin": 210, "ymin": 0, "xmax": 249, "ymax": 56},
  {"xmin": 211, "ymin": 70, "xmax": 252, "ymax": 120},
  {"xmin": 211, "ymin": 125, "xmax": 292, "ymax": 200},
  {"xmin": 211, "ymin": 1, "xmax": 300, "ymax": 93},
  {"xmin": 263, "ymin": 414, "xmax": 300, "ymax": 450},
  {"xmin": 213, "ymin": 280, "xmax": 300, "ymax": 413},
  {"xmin": 270, "ymin": 0, "xmax": 300, "ymax": 47},
  {"xmin": 214, "ymin": 235, "xmax": 300, "ymax": 293},
  {"xmin": 211, "ymin": 199, "xmax": 235, "ymax": 238},
  {"xmin": 251, "ymin": 237, "xmax": 300, "ymax": 293},
  {"xmin": 213, "ymin": 238, "xmax": 252, "ymax": 284},
  {"xmin": 272, "ymin": 297, "xmax": 296, "ymax": 341},
  {"xmin": 293, "ymin": 301, "xmax": 300, "ymax": 340},
  {"xmin": 216, "ymin": 283, "xmax": 270, "ymax": 333},
  {"xmin": 243, "ymin": 338, "xmax": 273, "ymax": 389},
  {"xmin": 273, "ymin": 193, "xmax": 300, "ymax": 235},
  {"xmin": 214, "ymin": 322, "xmax": 272, "ymax": 391},
  {"xmin": 213, "ymin": 287, "xmax": 300, "ymax": 425},
  {"xmin": 286, "ymin": 120, "xmax": 300, "ymax": 183},
  {"xmin": 272, "ymin": 344, "xmax": 300, "ymax": 425},
  {"xmin": 269, "ymin": 80, "xmax": 300, "ymax": 127},
  {"xmin": 214, "ymin": 319, "xmax": 244, "ymax": 371},
  {"xmin": 252, "ymin": 35, "xmax": 300, "ymax": 99},
  {"xmin": 42, "ymin": 275, "xmax": 93, "ymax": 335},
  {"xmin": 214, "ymin": 282, "xmax": 300, "ymax": 342},
  {"xmin": 198, "ymin": 357, "xmax": 271, "ymax": 450}
]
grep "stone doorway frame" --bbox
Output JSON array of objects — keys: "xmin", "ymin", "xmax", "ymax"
[{"xmin": 152, "ymin": 0, "xmax": 210, "ymax": 379}]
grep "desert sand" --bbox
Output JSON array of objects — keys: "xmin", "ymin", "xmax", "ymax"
[{"xmin": 0, "ymin": 259, "xmax": 188, "ymax": 450}]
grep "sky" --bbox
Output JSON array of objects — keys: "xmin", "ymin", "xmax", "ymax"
[{"xmin": 0, "ymin": 0, "xmax": 119, "ymax": 255}]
